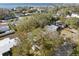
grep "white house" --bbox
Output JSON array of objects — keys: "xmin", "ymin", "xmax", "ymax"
[
  {"xmin": 66, "ymin": 13, "xmax": 79, "ymax": 18},
  {"xmin": 0, "ymin": 37, "xmax": 19, "ymax": 56}
]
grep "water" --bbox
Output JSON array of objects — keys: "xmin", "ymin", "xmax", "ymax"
[{"xmin": 0, "ymin": 3, "xmax": 53, "ymax": 9}]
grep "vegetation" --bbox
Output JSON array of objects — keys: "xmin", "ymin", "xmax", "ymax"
[
  {"xmin": 1, "ymin": 4, "xmax": 79, "ymax": 56},
  {"xmin": 12, "ymin": 28, "xmax": 63, "ymax": 56},
  {"xmin": 64, "ymin": 18, "xmax": 79, "ymax": 29},
  {"xmin": 11, "ymin": 6, "xmax": 79, "ymax": 56}
]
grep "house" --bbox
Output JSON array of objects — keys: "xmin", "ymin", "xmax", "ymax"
[
  {"xmin": 15, "ymin": 13, "xmax": 22, "ymax": 18},
  {"xmin": 3, "ymin": 15, "xmax": 16, "ymax": 20},
  {"xmin": 24, "ymin": 13, "xmax": 31, "ymax": 16},
  {"xmin": 0, "ymin": 30, "xmax": 15, "ymax": 37},
  {"xmin": 66, "ymin": 13, "xmax": 79, "ymax": 18},
  {"xmin": 0, "ymin": 26, "xmax": 10, "ymax": 34},
  {"xmin": 0, "ymin": 24, "xmax": 15, "ymax": 37},
  {"xmin": 0, "ymin": 37, "xmax": 19, "ymax": 56}
]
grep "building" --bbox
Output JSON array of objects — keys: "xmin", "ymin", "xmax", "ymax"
[
  {"xmin": 53, "ymin": 21, "xmax": 68, "ymax": 29},
  {"xmin": 0, "ymin": 26, "xmax": 9, "ymax": 32},
  {"xmin": 0, "ymin": 37, "xmax": 19, "ymax": 56},
  {"xmin": 0, "ymin": 26, "xmax": 10, "ymax": 34},
  {"xmin": 0, "ymin": 25, "xmax": 15, "ymax": 37},
  {"xmin": 0, "ymin": 30, "xmax": 15, "ymax": 37},
  {"xmin": 66, "ymin": 13, "xmax": 79, "ymax": 18}
]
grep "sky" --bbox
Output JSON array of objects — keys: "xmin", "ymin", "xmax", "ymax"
[{"xmin": 0, "ymin": 3, "xmax": 53, "ymax": 9}]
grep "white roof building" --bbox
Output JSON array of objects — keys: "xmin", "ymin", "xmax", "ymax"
[
  {"xmin": 71, "ymin": 13, "xmax": 79, "ymax": 18},
  {"xmin": 0, "ymin": 37, "xmax": 19, "ymax": 56},
  {"xmin": 66, "ymin": 13, "xmax": 79, "ymax": 18}
]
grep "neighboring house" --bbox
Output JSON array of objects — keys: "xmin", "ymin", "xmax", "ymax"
[
  {"xmin": 15, "ymin": 13, "xmax": 23, "ymax": 17},
  {"xmin": 3, "ymin": 15, "xmax": 16, "ymax": 20},
  {"xmin": 0, "ymin": 26, "xmax": 10, "ymax": 34},
  {"xmin": 66, "ymin": 13, "xmax": 79, "ymax": 18},
  {"xmin": 24, "ymin": 13, "xmax": 31, "ymax": 16},
  {"xmin": 12, "ymin": 8, "xmax": 17, "ymax": 11},
  {"xmin": 0, "ymin": 25, "xmax": 15, "ymax": 37},
  {"xmin": 0, "ymin": 37, "xmax": 19, "ymax": 56},
  {"xmin": 15, "ymin": 13, "xmax": 27, "ymax": 17},
  {"xmin": 15, "ymin": 13, "xmax": 26, "ymax": 20},
  {"xmin": 0, "ymin": 30, "xmax": 15, "ymax": 37}
]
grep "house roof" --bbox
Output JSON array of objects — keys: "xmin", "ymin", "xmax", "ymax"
[
  {"xmin": 0, "ymin": 26, "xmax": 10, "ymax": 32},
  {"xmin": 66, "ymin": 13, "xmax": 79, "ymax": 18},
  {"xmin": 0, "ymin": 38, "xmax": 18, "ymax": 55}
]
